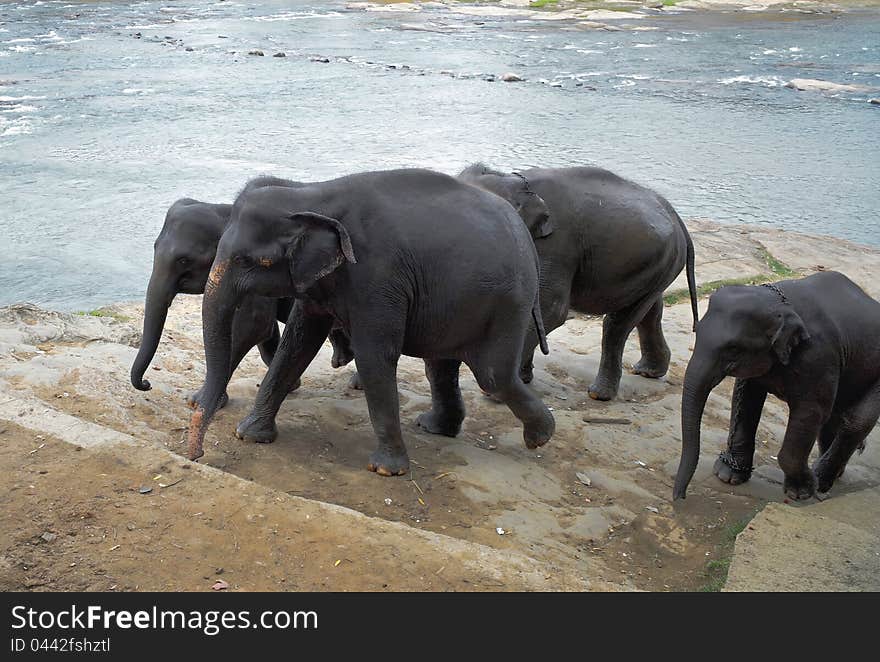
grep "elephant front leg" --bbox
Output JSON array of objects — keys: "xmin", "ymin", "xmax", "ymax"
[
  {"xmin": 235, "ymin": 302, "xmax": 333, "ymax": 444},
  {"xmin": 188, "ymin": 302, "xmax": 274, "ymax": 410},
  {"xmin": 329, "ymin": 324, "xmax": 355, "ymax": 368},
  {"xmin": 778, "ymin": 405, "xmax": 827, "ymax": 500},
  {"xmin": 416, "ymin": 359, "xmax": 465, "ymax": 437},
  {"xmin": 713, "ymin": 378, "xmax": 767, "ymax": 486},
  {"xmin": 813, "ymin": 381, "xmax": 880, "ymax": 493}
]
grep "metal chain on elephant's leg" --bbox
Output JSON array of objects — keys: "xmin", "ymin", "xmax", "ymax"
[{"xmin": 719, "ymin": 378, "xmax": 754, "ymax": 477}]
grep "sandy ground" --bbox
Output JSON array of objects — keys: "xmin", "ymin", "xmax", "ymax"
[{"xmin": 1, "ymin": 219, "xmax": 878, "ymax": 592}]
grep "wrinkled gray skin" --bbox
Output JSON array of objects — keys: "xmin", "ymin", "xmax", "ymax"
[
  {"xmin": 675, "ymin": 271, "xmax": 880, "ymax": 501},
  {"xmin": 188, "ymin": 168, "xmax": 554, "ymax": 476},
  {"xmin": 337, "ymin": 164, "xmax": 698, "ymax": 398},
  {"xmin": 458, "ymin": 164, "xmax": 698, "ymax": 401},
  {"xmin": 130, "ymin": 177, "xmax": 299, "ymax": 408}
]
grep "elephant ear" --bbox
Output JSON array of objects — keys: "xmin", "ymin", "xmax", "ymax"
[
  {"xmin": 769, "ymin": 308, "xmax": 810, "ymax": 365},
  {"xmin": 508, "ymin": 175, "xmax": 554, "ymax": 239},
  {"xmin": 284, "ymin": 212, "xmax": 357, "ymax": 294}
]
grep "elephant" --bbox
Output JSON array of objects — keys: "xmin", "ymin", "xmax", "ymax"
[
  {"xmin": 454, "ymin": 164, "xmax": 699, "ymax": 401},
  {"xmin": 674, "ymin": 271, "xmax": 880, "ymax": 501},
  {"xmin": 130, "ymin": 177, "xmax": 300, "ymax": 407},
  {"xmin": 186, "ymin": 168, "xmax": 556, "ymax": 477}
]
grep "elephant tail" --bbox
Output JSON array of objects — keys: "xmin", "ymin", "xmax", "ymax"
[
  {"xmin": 532, "ymin": 282, "xmax": 549, "ymax": 355},
  {"xmin": 527, "ymin": 235, "xmax": 549, "ymax": 355},
  {"xmin": 676, "ymin": 212, "xmax": 699, "ymax": 332}
]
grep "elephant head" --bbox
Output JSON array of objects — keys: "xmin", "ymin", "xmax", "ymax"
[
  {"xmin": 130, "ymin": 200, "xmax": 230, "ymax": 391},
  {"xmin": 458, "ymin": 163, "xmax": 553, "ymax": 239},
  {"xmin": 187, "ymin": 187, "xmax": 357, "ymax": 460},
  {"xmin": 674, "ymin": 283, "xmax": 810, "ymax": 499}
]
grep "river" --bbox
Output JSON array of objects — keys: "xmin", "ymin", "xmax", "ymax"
[{"xmin": 1, "ymin": 0, "xmax": 878, "ymax": 309}]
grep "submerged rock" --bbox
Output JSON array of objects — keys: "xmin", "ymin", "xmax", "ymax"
[
  {"xmin": 785, "ymin": 78, "xmax": 873, "ymax": 94},
  {"xmin": 501, "ymin": 72, "xmax": 524, "ymax": 82},
  {"xmin": 247, "ymin": 49, "xmax": 264, "ymax": 57}
]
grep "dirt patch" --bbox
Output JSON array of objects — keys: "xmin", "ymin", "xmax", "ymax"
[{"xmin": 0, "ymin": 421, "xmax": 600, "ymax": 592}]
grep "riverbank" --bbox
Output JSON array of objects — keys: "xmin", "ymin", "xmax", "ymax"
[
  {"xmin": 1, "ymin": 220, "xmax": 878, "ymax": 591},
  {"xmin": 350, "ymin": 0, "xmax": 880, "ymax": 19}
]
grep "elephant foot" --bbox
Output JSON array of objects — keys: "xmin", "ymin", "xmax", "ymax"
[
  {"xmin": 713, "ymin": 451, "xmax": 752, "ymax": 486},
  {"xmin": 348, "ymin": 371, "xmax": 363, "ymax": 391},
  {"xmin": 523, "ymin": 408, "xmax": 555, "ymax": 450},
  {"xmin": 416, "ymin": 410, "xmax": 462, "ymax": 437},
  {"xmin": 783, "ymin": 470, "xmax": 817, "ymax": 501},
  {"xmin": 587, "ymin": 377, "xmax": 618, "ymax": 402},
  {"xmin": 331, "ymin": 347, "xmax": 355, "ymax": 369},
  {"xmin": 235, "ymin": 413, "xmax": 278, "ymax": 444},
  {"xmin": 813, "ymin": 460, "xmax": 845, "ymax": 494},
  {"xmin": 187, "ymin": 389, "xmax": 229, "ymax": 410},
  {"xmin": 631, "ymin": 356, "xmax": 669, "ymax": 379},
  {"xmin": 367, "ymin": 447, "xmax": 409, "ymax": 477},
  {"xmin": 520, "ymin": 363, "xmax": 534, "ymax": 385}
]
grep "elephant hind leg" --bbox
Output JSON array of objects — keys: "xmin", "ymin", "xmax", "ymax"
[
  {"xmin": 589, "ymin": 293, "xmax": 659, "ymax": 401},
  {"xmin": 632, "ymin": 296, "xmax": 672, "ymax": 379},
  {"xmin": 468, "ymin": 336, "xmax": 555, "ymax": 450},
  {"xmin": 813, "ymin": 382, "xmax": 880, "ymax": 493}
]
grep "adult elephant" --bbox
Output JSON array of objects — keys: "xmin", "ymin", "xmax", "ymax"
[
  {"xmin": 130, "ymin": 177, "xmax": 299, "ymax": 407},
  {"xmin": 674, "ymin": 272, "xmax": 880, "ymax": 501},
  {"xmin": 456, "ymin": 164, "xmax": 698, "ymax": 401},
  {"xmin": 186, "ymin": 168, "xmax": 555, "ymax": 476}
]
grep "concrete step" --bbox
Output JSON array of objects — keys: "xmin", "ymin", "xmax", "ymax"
[{"xmin": 724, "ymin": 488, "xmax": 880, "ymax": 592}]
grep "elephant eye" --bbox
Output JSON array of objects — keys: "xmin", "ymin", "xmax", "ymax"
[
  {"xmin": 177, "ymin": 257, "xmax": 190, "ymax": 267},
  {"xmin": 233, "ymin": 254, "xmax": 252, "ymax": 267}
]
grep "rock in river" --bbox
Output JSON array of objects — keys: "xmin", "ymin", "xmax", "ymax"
[{"xmin": 785, "ymin": 78, "xmax": 873, "ymax": 94}]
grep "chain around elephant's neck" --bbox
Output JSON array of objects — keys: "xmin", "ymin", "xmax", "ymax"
[
  {"xmin": 512, "ymin": 171, "xmax": 535, "ymax": 196},
  {"xmin": 761, "ymin": 282, "xmax": 789, "ymax": 304}
]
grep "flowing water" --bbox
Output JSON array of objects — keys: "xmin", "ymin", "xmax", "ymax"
[{"xmin": 1, "ymin": 0, "xmax": 878, "ymax": 309}]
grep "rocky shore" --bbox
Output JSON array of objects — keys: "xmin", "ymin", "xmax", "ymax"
[
  {"xmin": 1, "ymin": 220, "xmax": 878, "ymax": 591},
  {"xmin": 348, "ymin": 0, "xmax": 880, "ymax": 20}
]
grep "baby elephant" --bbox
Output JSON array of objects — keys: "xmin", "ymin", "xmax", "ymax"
[
  {"xmin": 674, "ymin": 271, "xmax": 880, "ymax": 501},
  {"xmin": 130, "ymin": 192, "xmax": 290, "ymax": 408}
]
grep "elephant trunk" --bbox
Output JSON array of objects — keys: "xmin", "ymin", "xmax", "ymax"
[
  {"xmin": 130, "ymin": 269, "xmax": 176, "ymax": 390},
  {"xmin": 674, "ymin": 354, "xmax": 724, "ymax": 499},
  {"xmin": 186, "ymin": 260, "xmax": 235, "ymax": 460}
]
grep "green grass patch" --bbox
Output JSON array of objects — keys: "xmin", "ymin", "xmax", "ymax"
[
  {"xmin": 664, "ymin": 274, "xmax": 775, "ymax": 306},
  {"xmin": 664, "ymin": 247, "xmax": 799, "ymax": 306},
  {"xmin": 759, "ymin": 247, "xmax": 798, "ymax": 279},
  {"xmin": 701, "ymin": 558, "xmax": 731, "ymax": 592},
  {"xmin": 662, "ymin": 0, "xmax": 678, "ymax": 6},
  {"xmin": 529, "ymin": 0, "xmax": 559, "ymax": 6},
  {"xmin": 724, "ymin": 518, "xmax": 750, "ymax": 543},
  {"xmin": 699, "ymin": 515, "xmax": 757, "ymax": 592},
  {"xmin": 76, "ymin": 308, "xmax": 131, "ymax": 323}
]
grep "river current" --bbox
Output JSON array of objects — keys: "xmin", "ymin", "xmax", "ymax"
[{"xmin": 1, "ymin": 0, "xmax": 878, "ymax": 308}]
